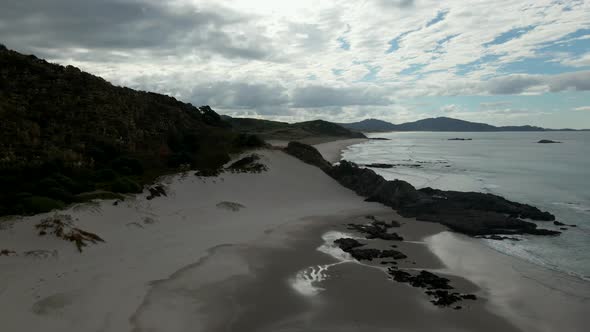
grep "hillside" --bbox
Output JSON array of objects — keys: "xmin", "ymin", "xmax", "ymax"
[
  {"xmin": 394, "ymin": 117, "xmax": 497, "ymax": 131},
  {"xmin": 0, "ymin": 45, "xmax": 259, "ymax": 216},
  {"xmin": 224, "ymin": 116, "xmax": 366, "ymax": 141},
  {"xmin": 335, "ymin": 119, "xmax": 398, "ymax": 132},
  {"xmin": 339, "ymin": 117, "xmax": 580, "ymax": 132}
]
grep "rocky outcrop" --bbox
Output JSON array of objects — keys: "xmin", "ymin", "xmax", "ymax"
[
  {"xmin": 346, "ymin": 217, "xmax": 404, "ymax": 241},
  {"xmin": 388, "ymin": 269, "xmax": 477, "ymax": 308},
  {"xmin": 147, "ymin": 185, "xmax": 167, "ymax": 200},
  {"xmin": 284, "ymin": 141, "xmax": 333, "ymax": 171},
  {"xmin": 538, "ymin": 140, "xmax": 561, "ymax": 144},
  {"xmin": 286, "ymin": 142, "xmax": 559, "ymax": 237},
  {"xmin": 226, "ymin": 154, "xmax": 268, "ymax": 173},
  {"xmin": 334, "ymin": 238, "xmax": 407, "ymax": 261}
]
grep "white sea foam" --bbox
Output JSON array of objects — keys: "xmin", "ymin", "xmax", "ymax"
[
  {"xmin": 316, "ymin": 230, "xmax": 359, "ymax": 263},
  {"xmin": 290, "ymin": 231, "xmax": 359, "ymax": 297},
  {"xmin": 290, "ymin": 265, "xmax": 330, "ymax": 296}
]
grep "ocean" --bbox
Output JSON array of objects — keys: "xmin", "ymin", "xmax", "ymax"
[{"xmin": 341, "ymin": 131, "xmax": 590, "ymax": 281}]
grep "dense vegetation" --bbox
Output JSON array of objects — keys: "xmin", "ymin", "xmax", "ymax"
[{"xmin": 0, "ymin": 45, "xmax": 262, "ymax": 216}]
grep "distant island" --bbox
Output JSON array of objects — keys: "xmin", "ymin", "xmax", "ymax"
[{"xmin": 337, "ymin": 117, "xmax": 588, "ymax": 133}]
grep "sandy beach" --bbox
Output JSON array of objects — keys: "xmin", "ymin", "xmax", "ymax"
[{"xmin": 0, "ymin": 140, "xmax": 588, "ymax": 332}]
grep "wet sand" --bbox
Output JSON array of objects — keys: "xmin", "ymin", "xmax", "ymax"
[{"xmin": 141, "ymin": 212, "xmax": 519, "ymax": 332}]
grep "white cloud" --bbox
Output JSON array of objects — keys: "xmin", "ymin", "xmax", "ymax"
[
  {"xmin": 573, "ymin": 106, "xmax": 590, "ymax": 111},
  {"xmin": 562, "ymin": 53, "xmax": 590, "ymax": 67},
  {"xmin": 1, "ymin": 0, "xmax": 589, "ymax": 125}
]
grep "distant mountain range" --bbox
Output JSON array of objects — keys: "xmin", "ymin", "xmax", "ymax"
[
  {"xmin": 223, "ymin": 116, "xmax": 366, "ymax": 141},
  {"xmin": 338, "ymin": 117, "xmax": 587, "ymax": 132}
]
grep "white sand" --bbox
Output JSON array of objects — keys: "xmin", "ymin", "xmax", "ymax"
[
  {"xmin": 427, "ymin": 231, "xmax": 590, "ymax": 332},
  {"xmin": 314, "ymin": 138, "xmax": 367, "ymax": 163},
  {"xmin": 0, "ymin": 149, "xmax": 385, "ymax": 332},
  {"xmin": 1, "ymin": 140, "xmax": 588, "ymax": 332}
]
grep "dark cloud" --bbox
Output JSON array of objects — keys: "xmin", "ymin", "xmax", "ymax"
[
  {"xmin": 548, "ymin": 71, "xmax": 590, "ymax": 92},
  {"xmin": 485, "ymin": 71, "xmax": 590, "ymax": 94},
  {"xmin": 291, "ymin": 85, "xmax": 392, "ymax": 108},
  {"xmin": 376, "ymin": 0, "xmax": 416, "ymax": 9},
  {"xmin": 486, "ymin": 75, "xmax": 543, "ymax": 94},
  {"xmin": 0, "ymin": 0, "xmax": 272, "ymax": 60}
]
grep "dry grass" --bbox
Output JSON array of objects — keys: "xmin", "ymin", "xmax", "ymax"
[{"xmin": 36, "ymin": 215, "xmax": 105, "ymax": 252}]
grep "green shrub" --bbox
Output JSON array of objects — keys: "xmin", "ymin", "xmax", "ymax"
[
  {"xmin": 52, "ymin": 174, "xmax": 77, "ymax": 190},
  {"xmin": 38, "ymin": 177, "xmax": 61, "ymax": 190},
  {"xmin": 194, "ymin": 151, "xmax": 230, "ymax": 171},
  {"xmin": 93, "ymin": 169, "xmax": 118, "ymax": 181},
  {"xmin": 75, "ymin": 191, "xmax": 125, "ymax": 201},
  {"xmin": 167, "ymin": 152, "xmax": 194, "ymax": 168},
  {"xmin": 112, "ymin": 157, "xmax": 144, "ymax": 175},
  {"xmin": 22, "ymin": 196, "xmax": 65, "ymax": 214},
  {"xmin": 45, "ymin": 187, "xmax": 74, "ymax": 202},
  {"xmin": 234, "ymin": 133, "xmax": 265, "ymax": 148},
  {"xmin": 110, "ymin": 177, "xmax": 142, "ymax": 193}
]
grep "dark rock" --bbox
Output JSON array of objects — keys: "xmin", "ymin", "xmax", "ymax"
[
  {"xmin": 370, "ymin": 137, "xmax": 391, "ymax": 141},
  {"xmin": 430, "ymin": 291, "xmax": 464, "ymax": 307},
  {"xmin": 347, "ymin": 222, "xmax": 404, "ymax": 241},
  {"xmin": 380, "ymin": 250, "xmax": 408, "ymax": 260},
  {"xmin": 335, "ymin": 238, "xmax": 407, "ymax": 261},
  {"xmin": 226, "ymin": 154, "xmax": 268, "ymax": 173},
  {"xmin": 287, "ymin": 143, "xmax": 558, "ymax": 238},
  {"xmin": 477, "ymin": 235, "xmax": 521, "ymax": 241},
  {"xmin": 387, "ymin": 268, "xmax": 477, "ymax": 307},
  {"xmin": 448, "ymin": 138, "xmax": 472, "ymax": 141},
  {"xmin": 348, "ymin": 248, "xmax": 383, "ymax": 261},
  {"xmin": 1, "ymin": 249, "xmax": 17, "ymax": 256},
  {"xmin": 554, "ymin": 221, "xmax": 565, "ymax": 226},
  {"xmin": 363, "ymin": 163, "xmax": 422, "ymax": 169},
  {"xmin": 147, "ymin": 184, "xmax": 167, "ymax": 200},
  {"xmin": 560, "ymin": 227, "xmax": 568, "ymax": 231},
  {"xmin": 334, "ymin": 238, "xmax": 365, "ymax": 251},
  {"xmin": 389, "ymin": 269, "xmax": 413, "ymax": 282},
  {"xmin": 411, "ymin": 271, "xmax": 453, "ymax": 290},
  {"xmin": 364, "ymin": 163, "xmax": 394, "ymax": 169},
  {"xmin": 526, "ymin": 228, "xmax": 561, "ymax": 236},
  {"xmin": 538, "ymin": 140, "xmax": 561, "ymax": 144},
  {"xmin": 284, "ymin": 142, "xmax": 332, "ymax": 171}
]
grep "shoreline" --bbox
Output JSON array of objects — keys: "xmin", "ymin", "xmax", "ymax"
[
  {"xmin": 318, "ymin": 138, "xmax": 590, "ymax": 332},
  {"xmin": 0, "ymin": 139, "xmax": 587, "ymax": 331}
]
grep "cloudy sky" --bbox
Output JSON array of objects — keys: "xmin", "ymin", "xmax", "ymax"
[{"xmin": 2, "ymin": 0, "xmax": 590, "ymax": 128}]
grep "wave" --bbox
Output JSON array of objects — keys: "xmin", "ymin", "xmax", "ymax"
[
  {"xmin": 483, "ymin": 238, "xmax": 590, "ymax": 282},
  {"xmin": 552, "ymin": 202, "xmax": 590, "ymax": 214}
]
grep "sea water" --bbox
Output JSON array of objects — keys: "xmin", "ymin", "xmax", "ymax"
[{"xmin": 341, "ymin": 131, "xmax": 590, "ymax": 281}]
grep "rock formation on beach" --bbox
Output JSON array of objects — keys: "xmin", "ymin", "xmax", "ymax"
[{"xmin": 285, "ymin": 142, "xmax": 559, "ymax": 237}]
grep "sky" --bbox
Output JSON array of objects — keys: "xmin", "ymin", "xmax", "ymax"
[{"xmin": 1, "ymin": 0, "xmax": 590, "ymax": 128}]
